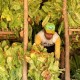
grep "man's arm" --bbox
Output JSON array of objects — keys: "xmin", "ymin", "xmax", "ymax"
[
  {"xmin": 34, "ymin": 34, "xmax": 42, "ymax": 45},
  {"xmin": 55, "ymin": 36, "xmax": 61, "ymax": 60}
]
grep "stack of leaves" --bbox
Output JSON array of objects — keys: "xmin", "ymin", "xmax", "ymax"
[
  {"xmin": 0, "ymin": 40, "xmax": 64, "ymax": 80},
  {"xmin": 1, "ymin": 0, "xmax": 23, "ymax": 36},
  {"xmin": 25, "ymin": 44, "xmax": 63, "ymax": 80},
  {"xmin": 67, "ymin": 0, "xmax": 80, "ymax": 28},
  {"xmin": 0, "ymin": 40, "xmax": 24, "ymax": 80},
  {"xmin": 28, "ymin": 0, "xmax": 62, "ymax": 25}
]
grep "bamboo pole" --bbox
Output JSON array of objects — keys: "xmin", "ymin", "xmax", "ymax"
[
  {"xmin": 63, "ymin": 0, "xmax": 70, "ymax": 80},
  {"xmin": 22, "ymin": 0, "xmax": 28, "ymax": 80}
]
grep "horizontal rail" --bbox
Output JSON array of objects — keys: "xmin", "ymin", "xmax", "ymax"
[
  {"xmin": 69, "ymin": 29, "xmax": 80, "ymax": 31},
  {"xmin": 0, "ymin": 31, "xmax": 14, "ymax": 35},
  {"xmin": 69, "ymin": 29, "xmax": 80, "ymax": 35}
]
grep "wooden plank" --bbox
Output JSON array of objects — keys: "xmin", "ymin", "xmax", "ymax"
[
  {"xmin": 69, "ymin": 29, "xmax": 80, "ymax": 35},
  {"xmin": 0, "ymin": 31, "xmax": 14, "ymax": 35},
  {"xmin": 69, "ymin": 29, "xmax": 80, "ymax": 31},
  {"xmin": 22, "ymin": 0, "xmax": 28, "ymax": 80},
  {"xmin": 0, "ymin": 34, "xmax": 19, "ymax": 40},
  {"xmin": 63, "ymin": 0, "xmax": 70, "ymax": 80}
]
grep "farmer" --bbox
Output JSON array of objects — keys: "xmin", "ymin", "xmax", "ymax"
[
  {"xmin": 34, "ymin": 22, "xmax": 61, "ymax": 61},
  {"xmin": 20, "ymin": 21, "xmax": 61, "ymax": 61}
]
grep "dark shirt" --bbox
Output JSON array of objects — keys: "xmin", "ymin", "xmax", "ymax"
[{"xmin": 44, "ymin": 44, "xmax": 55, "ymax": 53}]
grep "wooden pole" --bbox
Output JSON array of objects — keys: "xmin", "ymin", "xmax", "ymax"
[
  {"xmin": 60, "ymin": 48, "xmax": 65, "ymax": 80},
  {"xmin": 22, "ymin": 0, "xmax": 28, "ymax": 80},
  {"xmin": 63, "ymin": 0, "xmax": 70, "ymax": 80}
]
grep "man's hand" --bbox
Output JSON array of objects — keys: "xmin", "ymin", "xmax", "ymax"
[
  {"xmin": 53, "ymin": 60, "xmax": 59, "ymax": 72},
  {"xmin": 54, "ymin": 60, "xmax": 59, "ymax": 66},
  {"xmin": 55, "ymin": 57, "xmax": 60, "ymax": 66}
]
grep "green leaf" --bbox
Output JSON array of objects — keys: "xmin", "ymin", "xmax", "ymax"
[
  {"xmin": 11, "ymin": 1, "xmax": 21, "ymax": 11},
  {"xmin": 1, "ymin": 21, "xmax": 7, "ymax": 29}
]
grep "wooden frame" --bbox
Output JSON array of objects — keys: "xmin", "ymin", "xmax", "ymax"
[
  {"xmin": 0, "ymin": 31, "xmax": 22, "ymax": 41},
  {"xmin": 0, "ymin": 31, "xmax": 14, "ymax": 35},
  {"xmin": 69, "ymin": 29, "xmax": 80, "ymax": 35}
]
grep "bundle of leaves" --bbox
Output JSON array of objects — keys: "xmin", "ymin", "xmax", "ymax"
[
  {"xmin": 1, "ymin": 0, "xmax": 23, "ymax": 30},
  {"xmin": 0, "ymin": 40, "xmax": 64, "ymax": 80},
  {"xmin": 25, "ymin": 44, "xmax": 63, "ymax": 80},
  {"xmin": 67, "ymin": 0, "xmax": 80, "ymax": 28},
  {"xmin": 28, "ymin": 0, "xmax": 62, "ymax": 23},
  {"xmin": 0, "ymin": 40, "xmax": 24, "ymax": 80}
]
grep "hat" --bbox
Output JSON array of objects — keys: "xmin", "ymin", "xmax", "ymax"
[{"xmin": 44, "ymin": 22, "xmax": 55, "ymax": 34}]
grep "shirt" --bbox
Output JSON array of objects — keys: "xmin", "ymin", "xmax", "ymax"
[{"xmin": 35, "ymin": 30, "xmax": 61, "ymax": 59}]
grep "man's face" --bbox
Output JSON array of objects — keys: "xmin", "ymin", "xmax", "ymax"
[{"xmin": 44, "ymin": 31, "xmax": 54, "ymax": 40}]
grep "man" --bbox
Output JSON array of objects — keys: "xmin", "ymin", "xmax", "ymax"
[
  {"xmin": 34, "ymin": 22, "xmax": 61, "ymax": 61},
  {"xmin": 20, "ymin": 21, "xmax": 61, "ymax": 61}
]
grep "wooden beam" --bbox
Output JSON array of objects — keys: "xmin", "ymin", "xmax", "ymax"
[
  {"xmin": 22, "ymin": 0, "xmax": 28, "ymax": 80},
  {"xmin": 63, "ymin": 0, "xmax": 70, "ymax": 80},
  {"xmin": 69, "ymin": 29, "xmax": 80, "ymax": 31},
  {"xmin": 0, "ymin": 31, "xmax": 14, "ymax": 35},
  {"xmin": 69, "ymin": 29, "xmax": 80, "ymax": 35}
]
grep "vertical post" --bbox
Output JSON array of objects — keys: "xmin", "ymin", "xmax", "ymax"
[
  {"xmin": 63, "ymin": 0, "xmax": 70, "ymax": 80},
  {"xmin": 60, "ymin": 48, "xmax": 65, "ymax": 80},
  {"xmin": 22, "ymin": 0, "xmax": 28, "ymax": 80}
]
